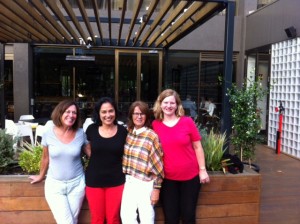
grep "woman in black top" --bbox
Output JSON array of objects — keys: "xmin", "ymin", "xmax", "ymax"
[{"xmin": 85, "ymin": 97, "xmax": 127, "ymax": 224}]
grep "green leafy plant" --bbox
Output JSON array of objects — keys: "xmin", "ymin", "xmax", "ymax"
[
  {"xmin": 0, "ymin": 129, "xmax": 16, "ymax": 173},
  {"xmin": 227, "ymin": 79, "xmax": 267, "ymax": 161},
  {"xmin": 18, "ymin": 142, "xmax": 43, "ymax": 174},
  {"xmin": 201, "ymin": 129, "xmax": 228, "ymax": 172}
]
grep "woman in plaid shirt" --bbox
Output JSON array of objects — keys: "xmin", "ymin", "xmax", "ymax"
[{"xmin": 121, "ymin": 101, "xmax": 164, "ymax": 224}]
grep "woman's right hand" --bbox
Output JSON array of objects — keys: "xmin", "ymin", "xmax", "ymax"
[{"xmin": 28, "ymin": 175, "xmax": 45, "ymax": 184}]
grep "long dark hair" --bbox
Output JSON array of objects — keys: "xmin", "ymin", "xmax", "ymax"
[{"xmin": 92, "ymin": 97, "xmax": 118, "ymax": 126}]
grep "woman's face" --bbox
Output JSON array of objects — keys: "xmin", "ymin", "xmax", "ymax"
[
  {"xmin": 99, "ymin": 102, "xmax": 116, "ymax": 126},
  {"xmin": 132, "ymin": 106, "xmax": 146, "ymax": 129},
  {"xmin": 161, "ymin": 95, "xmax": 177, "ymax": 116},
  {"xmin": 61, "ymin": 105, "xmax": 77, "ymax": 127}
]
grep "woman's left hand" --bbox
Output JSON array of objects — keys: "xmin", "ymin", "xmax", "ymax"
[
  {"xmin": 150, "ymin": 189, "xmax": 160, "ymax": 205},
  {"xmin": 199, "ymin": 170, "xmax": 210, "ymax": 184}
]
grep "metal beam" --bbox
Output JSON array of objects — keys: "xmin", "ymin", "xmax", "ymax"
[
  {"xmin": 0, "ymin": 44, "xmax": 4, "ymax": 128},
  {"xmin": 221, "ymin": 0, "xmax": 235, "ymax": 140}
]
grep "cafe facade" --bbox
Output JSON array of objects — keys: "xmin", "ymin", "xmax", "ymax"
[{"xmin": 1, "ymin": 0, "xmax": 299, "ymax": 150}]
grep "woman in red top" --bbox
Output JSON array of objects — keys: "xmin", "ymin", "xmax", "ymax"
[{"xmin": 152, "ymin": 89, "xmax": 209, "ymax": 224}]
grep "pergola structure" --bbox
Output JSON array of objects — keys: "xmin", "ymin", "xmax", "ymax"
[{"xmin": 0, "ymin": 0, "xmax": 235, "ymax": 135}]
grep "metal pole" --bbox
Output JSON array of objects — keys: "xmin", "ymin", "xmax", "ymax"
[
  {"xmin": 0, "ymin": 43, "xmax": 5, "ymax": 129},
  {"xmin": 221, "ymin": 0, "xmax": 235, "ymax": 148}
]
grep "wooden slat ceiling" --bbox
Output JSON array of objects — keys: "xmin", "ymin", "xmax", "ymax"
[{"xmin": 0, "ymin": 0, "xmax": 227, "ymax": 49}]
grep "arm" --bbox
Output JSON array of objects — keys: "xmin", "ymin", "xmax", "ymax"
[
  {"xmin": 28, "ymin": 146, "xmax": 49, "ymax": 184},
  {"xmin": 149, "ymin": 135, "xmax": 164, "ymax": 205},
  {"xmin": 83, "ymin": 142, "xmax": 91, "ymax": 158},
  {"xmin": 193, "ymin": 141, "xmax": 210, "ymax": 184}
]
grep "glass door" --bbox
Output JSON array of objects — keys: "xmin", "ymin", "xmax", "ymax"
[{"xmin": 116, "ymin": 50, "xmax": 161, "ymax": 122}]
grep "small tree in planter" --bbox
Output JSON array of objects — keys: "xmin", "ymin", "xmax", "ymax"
[
  {"xmin": 0, "ymin": 129, "xmax": 16, "ymax": 174},
  {"xmin": 227, "ymin": 79, "xmax": 267, "ymax": 162}
]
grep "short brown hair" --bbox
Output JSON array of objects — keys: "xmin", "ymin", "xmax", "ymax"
[{"xmin": 51, "ymin": 99, "xmax": 81, "ymax": 130}]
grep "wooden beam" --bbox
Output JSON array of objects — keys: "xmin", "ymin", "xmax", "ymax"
[
  {"xmin": 30, "ymin": 0, "xmax": 72, "ymax": 43},
  {"xmin": 60, "ymin": 0, "xmax": 87, "ymax": 43},
  {"xmin": 107, "ymin": 0, "xmax": 112, "ymax": 45},
  {"xmin": 117, "ymin": 0, "xmax": 127, "ymax": 45},
  {"xmin": 155, "ymin": 1, "xmax": 204, "ymax": 47},
  {"xmin": 76, "ymin": 0, "xmax": 96, "ymax": 43},
  {"xmin": 139, "ymin": 0, "xmax": 173, "ymax": 46},
  {"xmin": 91, "ymin": 0, "xmax": 103, "ymax": 44},
  {"xmin": 0, "ymin": 14, "xmax": 39, "ymax": 42},
  {"xmin": 0, "ymin": 27, "xmax": 21, "ymax": 42},
  {"xmin": 147, "ymin": 1, "xmax": 189, "ymax": 46},
  {"xmin": 160, "ymin": 3, "xmax": 220, "ymax": 48},
  {"xmin": 0, "ymin": 0, "xmax": 55, "ymax": 42},
  {"xmin": 0, "ymin": 3, "xmax": 47, "ymax": 42},
  {"xmin": 125, "ymin": 0, "xmax": 143, "ymax": 46},
  {"xmin": 133, "ymin": 0, "xmax": 159, "ymax": 46},
  {"xmin": 0, "ymin": 22, "xmax": 31, "ymax": 42},
  {"xmin": 0, "ymin": 33, "xmax": 9, "ymax": 42},
  {"xmin": 44, "ymin": 0, "xmax": 80, "ymax": 44},
  {"xmin": 15, "ymin": 0, "xmax": 64, "ymax": 43}
]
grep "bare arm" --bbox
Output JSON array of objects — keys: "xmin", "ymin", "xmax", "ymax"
[
  {"xmin": 28, "ymin": 146, "xmax": 49, "ymax": 184},
  {"xmin": 83, "ymin": 143, "xmax": 91, "ymax": 158},
  {"xmin": 193, "ymin": 141, "xmax": 210, "ymax": 184}
]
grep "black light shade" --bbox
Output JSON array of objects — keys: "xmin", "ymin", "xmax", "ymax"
[{"xmin": 285, "ymin": 26, "xmax": 297, "ymax": 39}]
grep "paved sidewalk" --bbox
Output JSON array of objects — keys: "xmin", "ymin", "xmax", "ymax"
[{"xmin": 255, "ymin": 145, "xmax": 300, "ymax": 224}]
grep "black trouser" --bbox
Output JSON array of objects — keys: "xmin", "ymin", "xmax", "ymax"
[{"xmin": 160, "ymin": 175, "xmax": 201, "ymax": 224}]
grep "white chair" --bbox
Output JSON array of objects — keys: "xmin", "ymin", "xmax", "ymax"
[
  {"xmin": 19, "ymin": 115, "xmax": 35, "ymax": 122},
  {"xmin": 44, "ymin": 120, "xmax": 54, "ymax": 131},
  {"xmin": 18, "ymin": 115, "xmax": 38, "ymax": 129},
  {"xmin": 34, "ymin": 125, "xmax": 46, "ymax": 145},
  {"xmin": 5, "ymin": 120, "xmax": 34, "ymax": 146},
  {"xmin": 5, "ymin": 119, "xmax": 18, "ymax": 137},
  {"xmin": 17, "ymin": 124, "xmax": 34, "ymax": 146},
  {"xmin": 83, "ymin": 118, "xmax": 93, "ymax": 132}
]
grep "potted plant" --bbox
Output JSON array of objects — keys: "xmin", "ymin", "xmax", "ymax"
[
  {"xmin": 227, "ymin": 79, "xmax": 267, "ymax": 163},
  {"xmin": 198, "ymin": 126, "xmax": 229, "ymax": 173}
]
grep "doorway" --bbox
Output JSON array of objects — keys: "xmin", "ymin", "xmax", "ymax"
[{"xmin": 116, "ymin": 49, "xmax": 162, "ymax": 121}]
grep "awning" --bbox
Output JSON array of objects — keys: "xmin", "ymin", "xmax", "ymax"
[{"xmin": 0, "ymin": 0, "xmax": 227, "ymax": 49}]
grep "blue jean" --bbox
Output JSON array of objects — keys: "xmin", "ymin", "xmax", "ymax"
[
  {"xmin": 45, "ymin": 174, "xmax": 85, "ymax": 224},
  {"xmin": 160, "ymin": 175, "xmax": 201, "ymax": 224}
]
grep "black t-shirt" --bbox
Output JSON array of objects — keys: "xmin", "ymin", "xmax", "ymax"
[{"xmin": 85, "ymin": 123, "xmax": 127, "ymax": 187}]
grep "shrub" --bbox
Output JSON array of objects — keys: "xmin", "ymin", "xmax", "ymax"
[
  {"xmin": 200, "ymin": 128, "xmax": 228, "ymax": 172},
  {"xmin": 19, "ymin": 142, "xmax": 43, "ymax": 174},
  {"xmin": 227, "ymin": 79, "xmax": 267, "ymax": 161},
  {"xmin": 0, "ymin": 129, "xmax": 16, "ymax": 174}
]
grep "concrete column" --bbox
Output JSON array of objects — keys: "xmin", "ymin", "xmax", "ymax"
[{"xmin": 13, "ymin": 43, "xmax": 33, "ymax": 121}]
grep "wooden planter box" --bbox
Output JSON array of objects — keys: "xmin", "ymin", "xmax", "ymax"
[{"xmin": 0, "ymin": 170, "xmax": 261, "ymax": 224}]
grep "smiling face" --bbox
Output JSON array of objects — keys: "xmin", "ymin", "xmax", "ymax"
[
  {"xmin": 61, "ymin": 105, "xmax": 77, "ymax": 128},
  {"xmin": 99, "ymin": 102, "xmax": 116, "ymax": 126},
  {"xmin": 132, "ymin": 106, "xmax": 146, "ymax": 129},
  {"xmin": 161, "ymin": 95, "xmax": 177, "ymax": 117}
]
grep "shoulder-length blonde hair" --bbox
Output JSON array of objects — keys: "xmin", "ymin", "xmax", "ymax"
[{"xmin": 153, "ymin": 89, "xmax": 185, "ymax": 121}]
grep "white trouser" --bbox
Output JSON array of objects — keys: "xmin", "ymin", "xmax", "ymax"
[
  {"xmin": 45, "ymin": 174, "xmax": 85, "ymax": 224},
  {"xmin": 121, "ymin": 175, "xmax": 155, "ymax": 224}
]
